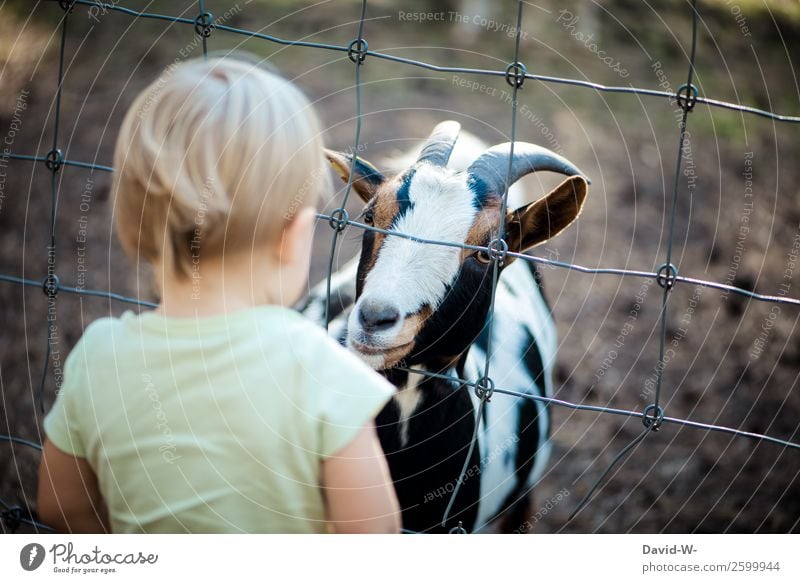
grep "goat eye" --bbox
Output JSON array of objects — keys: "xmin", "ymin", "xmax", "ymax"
[
  {"xmin": 363, "ymin": 210, "xmax": 374, "ymax": 224},
  {"xmin": 475, "ymin": 249, "xmax": 492, "ymax": 264}
]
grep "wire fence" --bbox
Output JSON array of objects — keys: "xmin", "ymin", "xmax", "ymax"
[{"xmin": 1, "ymin": 0, "xmax": 799, "ymax": 533}]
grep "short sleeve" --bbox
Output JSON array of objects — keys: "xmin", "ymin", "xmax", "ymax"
[
  {"xmin": 43, "ymin": 344, "xmax": 87, "ymax": 458},
  {"xmin": 304, "ymin": 328, "xmax": 395, "ymax": 458}
]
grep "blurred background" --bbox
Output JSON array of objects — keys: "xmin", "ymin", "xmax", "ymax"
[{"xmin": 1, "ymin": 0, "xmax": 799, "ymax": 533}]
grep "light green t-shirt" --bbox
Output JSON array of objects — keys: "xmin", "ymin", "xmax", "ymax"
[{"xmin": 43, "ymin": 305, "xmax": 395, "ymax": 533}]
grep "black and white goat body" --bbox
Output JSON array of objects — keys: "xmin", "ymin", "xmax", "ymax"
[{"xmin": 302, "ymin": 121, "xmax": 589, "ymax": 533}]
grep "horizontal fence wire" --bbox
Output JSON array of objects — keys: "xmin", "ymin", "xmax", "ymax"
[
  {"xmin": 1, "ymin": 0, "xmax": 799, "ymax": 533},
  {"xmin": 3, "ymin": 216, "xmax": 800, "ymax": 310},
  {"xmin": 0, "ymin": 496, "xmax": 55, "ymax": 533},
  {"xmin": 37, "ymin": 0, "xmax": 800, "ymax": 123}
]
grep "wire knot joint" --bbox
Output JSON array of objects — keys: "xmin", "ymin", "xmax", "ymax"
[
  {"xmin": 676, "ymin": 83, "xmax": 698, "ymax": 112},
  {"xmin": 643, "ymin": 404, "xmax": 665, "ymax": 431},
  {"xmin": 45, "ymin": 149, "xmax": 63, "ymax": 172},
  {"xmin": 328, "ymin": 208, "xmax": 350, "ymax": 233},
  {"xmin": 474, "ymin": 376, "xmax": 495, "ymax": 402},
  {"xmin": 42, "ymin": 274, "xmax": 60, "ymax": 299},
  {"xmin": 448, "ymin": 521, "xmax": 468, "ymax": 534},
  {"xmin": 194, "ymin": 12, "xmax": 215, "ymax": 38},
  {"xmin": 1, "ymin": 506, "xmax": 23, "ymax": 533},
  {"xmin": 347, "ymin": 39, "xmax": 368, "ymax": 64},
  {"xmin": 505, "ymin": 62, "xmax": 527, "ymax": 89},
  {"xmin": 486, "ymin": 238, "xmax": 508, "ymax": 266},
  {"xmin": 656, "ymin": 262, "xmax": 678, "ymax": 290}
]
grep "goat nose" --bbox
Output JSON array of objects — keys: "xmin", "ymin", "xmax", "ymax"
[{"xmin": 358, "ymin": 300, "xmax": 401, "ymax": 332}]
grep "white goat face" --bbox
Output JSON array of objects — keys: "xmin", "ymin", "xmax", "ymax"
[
  {"xmin": 325, "ymin": 121, "xmax": 589, "ymax": 370},
  {"xmin": 347, "ymin": 164, "xmax": 482, "ymax": 369}
]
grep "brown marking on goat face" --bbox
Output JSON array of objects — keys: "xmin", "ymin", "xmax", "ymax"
[
  {"xmin": 397, "ymin": 305, "xmax": 433, "ymax": 344},
  {"xmin": 372, "ymin": 178, "xmax": 401, "ymax": 226},
  {"xmin": 359, "ymin": 176, "xmax": 406, "ymax": 277},
  {"xmin": 379, "ymin": 305, "xmax": 433, "ymax": 367},
  {"xmin": 463, "ymin": 202, "xmax": 502, "ymax": 260},
  {"xmin": 360, "ymin": 230, "xmax": 385, "ymax": 278}
]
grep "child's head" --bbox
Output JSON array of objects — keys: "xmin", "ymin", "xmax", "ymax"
[{"xmin": 112, "ymin": 54, "xmax": 329, "ymax": 302}]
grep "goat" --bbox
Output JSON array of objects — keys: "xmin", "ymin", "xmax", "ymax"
[{"xmin": 302, "ymin": 121, "xmax": 589, "ymax": 533}]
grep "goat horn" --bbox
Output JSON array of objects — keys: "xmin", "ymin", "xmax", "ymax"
[
  {"xmin": 415, "ymin": 120, "xmax": 461, "ymax": 167},
  {"xmin": 467, "ymin": 142, "xmax": 591, "ymax": 196}
]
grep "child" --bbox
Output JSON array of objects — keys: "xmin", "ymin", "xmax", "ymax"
[{"xmin": 37, "ymin": 56, "xmax": 400, "ymax": 533}]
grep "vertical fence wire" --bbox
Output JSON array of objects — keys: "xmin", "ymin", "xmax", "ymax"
[
  {"xmin": 37, "ymin": 2, "xmax": 72, "ymax": 414},
  {"xmin": 569, "ymin": 0, "xmax": 700, "ymax": 520},
  {"xmin": 197, "ymin": 0, "xmax": 210, "ymax": 58},
  {"xmin": 653, "ymin": 0, "xmax": 699, "ymax": 416},
  {"xmin": 324, "ymin": 0, "xmax": 368, "ymax": 329},
  {"xmin": 441, "ymin": 0, "xmax": 527, "ymax": 532},
  {"xmin": 1, "ymin": 0, "xmax": 800, "ymax": 534}
]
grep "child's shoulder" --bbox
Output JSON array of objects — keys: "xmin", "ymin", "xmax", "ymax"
[
  {"xmin": 282, "ymin": 310, "xmax": 352, "ymax": 360},
  {"xmin": 246, "ymin": 306, "xmax": 379, "ymax": 380},
  {"xmin": 74, "ymin": 314, "xmax": 127, "ymax": 349},
  {"xmin": 61, "ymin": 315, "xmax": 129, "ymax": 380},
  {"xmin": 284, "ymin": 311, "xmax": 394, "ymax": 390},
  {"xmin": 81, "ymin": 313, "xmax": 136, "ymax": 348}
]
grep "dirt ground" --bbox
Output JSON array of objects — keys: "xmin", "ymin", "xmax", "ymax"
[{"xmin": 1, "ymin": 0, "xmax": 799, "ymax": 533}]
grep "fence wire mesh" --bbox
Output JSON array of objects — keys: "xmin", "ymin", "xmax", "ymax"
[{"xmin": 1, "ymin": 0, "xmax": 799, "ymax": 533}]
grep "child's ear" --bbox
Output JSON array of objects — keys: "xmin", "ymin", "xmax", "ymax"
[{"xmin": 276, "ymin": 206, "xmax": 316, "ymax": 266}]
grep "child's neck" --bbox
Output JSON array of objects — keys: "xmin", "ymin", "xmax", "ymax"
[{"xmin": 154, "ymin": 254, "xmax": 296, "ymax": 318}]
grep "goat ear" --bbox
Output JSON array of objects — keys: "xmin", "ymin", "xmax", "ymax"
[
  {"xmin": 324, "ymin": 149, "xmax": 386, "ymax": 203},
  {"xmin": 505, "ymin": 175, "xmax": 588, "ymax": 253}
]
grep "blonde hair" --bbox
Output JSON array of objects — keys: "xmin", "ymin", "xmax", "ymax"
[{"xmin": 112, "ymin": 55, "xmax": 329, "ymax": 279}]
